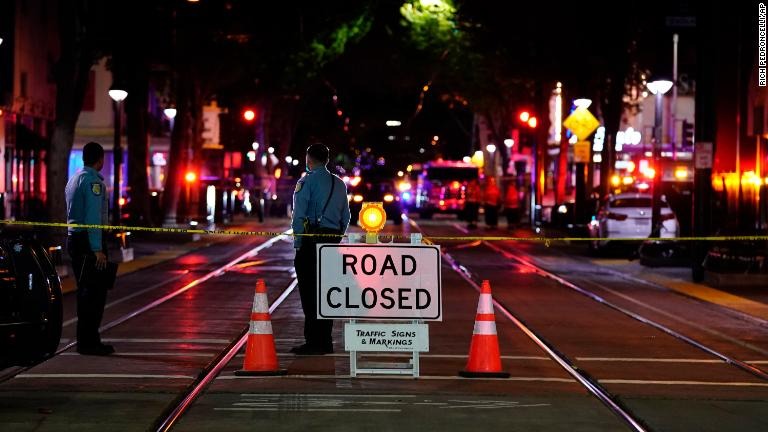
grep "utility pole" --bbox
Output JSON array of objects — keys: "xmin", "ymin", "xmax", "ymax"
[
  {"xmin": 692, "ymin": 1, "xmax": 716, "ymax": 282},
  {"xmin": 671, "ymin": 33, "xmax": 679, "ymax": 156}
]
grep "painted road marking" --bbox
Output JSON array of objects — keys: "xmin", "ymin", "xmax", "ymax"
[
  {"xmin": 60, "ymin": 352, "xmax": 214, "ymax": 357},
  {"xmin": 439, "ymin": 401, "xmax": 550, "ymax": 410},
  {"xmin": 241, "ymin": 394, "xmax": 416, "ymax": 397},
  {"xmin": 231, "ymin": 265, "xmax": 295, "ymax": 272},
  {"xmin": 577, "ymin": 357, "xmax": 723, "ymax": 364},
  {"xmin": 600, "ymin": 379, "xmax": 768, "ymax": 387},
  {"xmin": 53, "ymin": 350, "xmax": 752, "ymax": 365},
  {"xmin": 215, "ymin": 408, "xmax": 400, "ymax": 412},
  {"xmin": 219, "ymin": 375, "xmax": 574, "ymax": 382},
  {"xmin": 16, "ymin": 374, "xmax": 194, "ymax": 379},
  {"xmin": 100, "ymin": 338, "xmax": 230, "ymax": 344},
  {"xmin": 244, "ymin": 353, "xmax": 550, "ymax": 360},
  {"xmin": 217, "ymin": 394, "xmax": 551, "ymax": 413}
]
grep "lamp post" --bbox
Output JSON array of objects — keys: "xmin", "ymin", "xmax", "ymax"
[
  {"xmin": 486, "ymin": 143, "xmax": 496, "ymax": 177},
  {"xmin": 647, "ymin": 79, "xmax": 673, "ymax": 237},
  {"xmin": 163, "ymin": 107, "xmax": 177, "ymax": 130},
  {"xmin": 573, "ymin": 98, "xmax": 592, "ymax": 226},
  {"xmin": 108, "ymin": 86, "xmax": 128, "ymax": 226}
]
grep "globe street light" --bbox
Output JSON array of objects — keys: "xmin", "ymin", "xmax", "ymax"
[
  {"xmin": 164, "ymin": 107, "xmax": 177, "ymax": 136},
  {"xmin": 109, "ymin": 85, "xmax": 128, "ymax": 226},
  {"xmin": 647, "ymin": 79, "xmax": 673, "ymax": 237}
]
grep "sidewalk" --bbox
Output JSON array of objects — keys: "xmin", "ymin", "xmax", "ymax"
[
  {"xmin": 586, "ymin": 257, "xmax": 768, "ymax": 322},
  {"xmin": 58, "ymin": 217, "xmax": 290, "ymax": 294}
]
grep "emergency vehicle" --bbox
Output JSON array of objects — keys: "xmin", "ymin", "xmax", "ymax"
[{"xmin": 413, "ymin": 160, "xmax": 480, "ymax": 219}]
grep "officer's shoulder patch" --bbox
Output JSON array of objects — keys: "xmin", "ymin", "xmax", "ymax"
[
  {"xmin": 91, "ymin": 183, "xmax": 102, "ymax": 196},
  {"xmin": 294, "ymin": 182, "xmax": 303, "ymax": 193}
]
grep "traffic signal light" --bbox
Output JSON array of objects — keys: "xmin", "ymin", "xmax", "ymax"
[
  {"xmin": 242, "ymin": 108, "xmax": 256, "ymax": 122},
  {"xmin": 682, "ymin": 120, "xmax": 694, "ymax": 147},
  {"xmin": 517, "ymin": 110, "xmax": 537, "ymax": 129}
]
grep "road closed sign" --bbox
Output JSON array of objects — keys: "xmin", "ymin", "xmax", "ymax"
[{"xmin": 317, "ymin": 244, "xmax": 442, "ymax": 321}]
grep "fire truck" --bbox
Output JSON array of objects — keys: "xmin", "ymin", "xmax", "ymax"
[{"xmin": 413, "ymin": 160, "xmax": 480, "ymax": 219}]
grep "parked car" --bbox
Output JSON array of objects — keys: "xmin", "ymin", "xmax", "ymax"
[
  {"xmin": 0, "ymin": 234, "xmax": 63, "ymax": 366},
  {"xmin": 587, "ymin": 193, "xmax": 679, "ymax": 252}
]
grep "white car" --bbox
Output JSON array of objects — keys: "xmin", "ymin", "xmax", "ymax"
[{"xmin": 588, "ymin": 193, "xmax": 679, "ymax": 251}]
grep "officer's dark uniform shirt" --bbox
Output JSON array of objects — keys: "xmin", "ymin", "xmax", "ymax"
[
  {"xmin": 65, "ymin": 166, "xmax": 108, "ymax": 251},
  {"xmin": 291, "ymin": 166, "xmax": 351, "ymax": 248}
]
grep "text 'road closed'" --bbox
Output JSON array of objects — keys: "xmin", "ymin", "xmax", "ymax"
[{"xmin": 317, "ymin": 244, "xmax": 442, "ymax": 320}]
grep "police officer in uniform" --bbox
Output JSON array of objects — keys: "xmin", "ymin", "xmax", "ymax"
[
  {"xmin": 65, "ymin": 142, "xmax": 115, "ymax": 356},
  {"xmin": 290, "ymin": 143, "xmax": 350, "ymax": 355}
]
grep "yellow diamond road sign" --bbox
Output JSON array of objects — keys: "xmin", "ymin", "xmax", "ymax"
[{"xmin": 563, "ymin": 107, "xmax": 600, "ymax": 140}]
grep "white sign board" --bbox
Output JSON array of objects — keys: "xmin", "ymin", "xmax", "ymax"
[
  {"xmin": 344, "ymin": 323, "xmax": 429, "ymax": 352},
  {"xmin": 317, "ymin": 244, "xmax": 442, "ymax": 321},
  {"xmin": 694, "ymin": 142, "xmax": 713, "ymax": 169}
]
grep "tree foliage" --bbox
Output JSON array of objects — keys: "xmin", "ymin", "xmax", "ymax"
[
  {"xmin": 399, "ymin": 0, "xmax": 462, "ymax": 52},
  {"xmin": 296, "ymin": 13, "xmax": 373, "ymax": 75}
]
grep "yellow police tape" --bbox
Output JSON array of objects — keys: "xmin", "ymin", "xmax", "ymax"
[{"xmin": 1, "ymin": 219, "xmax": 767, "ymax": 243}]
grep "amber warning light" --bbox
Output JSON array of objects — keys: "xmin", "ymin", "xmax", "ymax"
[{"xmin": 359, "ymin": 202, "xmax": 386, "ymax": 233}]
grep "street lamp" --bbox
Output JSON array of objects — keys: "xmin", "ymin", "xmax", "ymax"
[
  {"xmin": 573, "ymin": 98, "xmax": 592, "ymax": 109},
  {"xmin": 164, "ymin": 107, "xmax": 177, "ymax": 136},
  {"xmin": 647, "ymin": 79, "xmax": 673, "ymax": 237},
  {"xmin": 108, "ymin": 85, "xmax": 128, "ymax": 226},
  {"xmin": 486, "ymin": 144, "xmax": 497, "ymax": 175}
]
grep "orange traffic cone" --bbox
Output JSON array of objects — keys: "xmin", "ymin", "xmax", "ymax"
[
  {"xmin": 235, "ymin": 279, "xmax": 287, "ymax": 376},
  {"xmin": 459, "ymin": 280, "xmax": 510, "ymax": 378}
]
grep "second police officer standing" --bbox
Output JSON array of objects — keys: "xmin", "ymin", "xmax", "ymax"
[{"xmin": 290, "ymin": 143, "xmax": 351, "ymax": 355}]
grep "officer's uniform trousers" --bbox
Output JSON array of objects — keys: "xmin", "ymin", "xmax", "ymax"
[
  {"xmin": 294, "ymin": 228, "xmax": 342, "ymax": 350},
  {"xmin": 68, "ymin": 232, "xmax": 108, "ymax": 347}
]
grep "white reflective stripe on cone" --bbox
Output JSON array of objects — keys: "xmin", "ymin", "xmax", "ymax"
[
  {"xmin": 249, "ymin": 320, "xmax": 273, "ymax": 335},
  {"xmin": 252, "ymin": 293, "xmax": 269, "ymax": 313},
  {"xmin": 473, "ymin": 320, "xmax": 497, "ymax": 335},
  {"xmin": 476, "ymin": 294, "xmax": 494, "ymax": 314}
]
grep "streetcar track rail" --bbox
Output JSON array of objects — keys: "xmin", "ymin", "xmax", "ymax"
[
  {"xmin": 409, "ymin": 219, "xmax": 648, "ymax": 432},
  {"xmin": 0, "ymin": 231, "xmax": 290, "ymax": 385},
  {"xmin": 153, "ymin": 278, "xmax": 297, "ymax": 432},
  {"xmin": 480, "ymin": 240, "xmax": 768, "ymax": 381}
]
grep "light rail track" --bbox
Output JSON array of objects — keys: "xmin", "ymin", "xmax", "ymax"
[
  {"xmin": 0, "ymin": 232, "xmax": 290, "ymax": 385},
  {"xmin": 413, "ymin": 220, "xmax": 768, "ymax": 430},
  {"xmin": 409, "ymin": 219, "xmax": 648, "ymax": 431},
  {"xmin": 152, "ymin": 279, "xmax": 297, "ymax": 432},
  {"xmin": 481, "ymin": 240, "xmax": 768, "ymax": 381}
]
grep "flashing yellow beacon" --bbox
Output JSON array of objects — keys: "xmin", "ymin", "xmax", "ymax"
[{"xmin": 358, "ymin": 202, "xmax": 387, "ymax": 243}]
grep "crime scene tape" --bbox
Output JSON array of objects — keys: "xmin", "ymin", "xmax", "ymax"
[{"xmin": 1, "ymin": 220, "xmax": 767, "ymax": 243}]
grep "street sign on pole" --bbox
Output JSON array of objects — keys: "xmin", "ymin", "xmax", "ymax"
[
  {"xmin": 573, "ymin": 141, "xmax": 591, "ymax": 163},
  {"xmin": 317, "ymin": 244, "xmax": 442, "ymax": 321},
  {"xmin": 694, "ymin": 142, "xmax": 713, "ymax": 169},
  {"xmin": 563, "ymin": 107, "xmax": 600, "ymax": 140}
]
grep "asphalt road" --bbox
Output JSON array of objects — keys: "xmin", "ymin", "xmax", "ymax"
[{"xmin": 1, "ymin": 217, "xmax": 766, "ymax": 431}]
